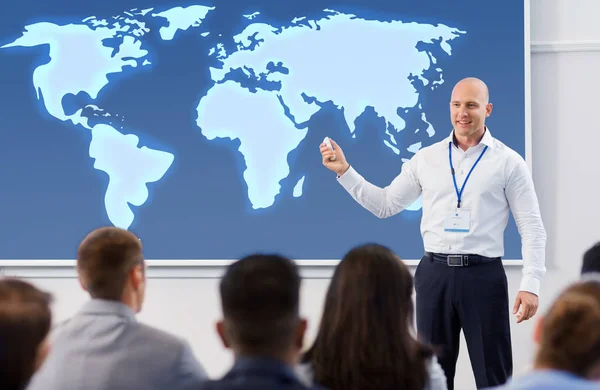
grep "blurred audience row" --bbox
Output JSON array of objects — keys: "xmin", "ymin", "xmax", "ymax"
[{"xmin": 1, "ymin": 227, "xmax": 599, "ymax": 390}]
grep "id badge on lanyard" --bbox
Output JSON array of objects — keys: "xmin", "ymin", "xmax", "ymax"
[{"xmin": 443, "ymin": 142, "xmax": 488, "ymax": 233}]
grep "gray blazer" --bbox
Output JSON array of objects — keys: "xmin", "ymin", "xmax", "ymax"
[{"xmin": 27, "ymin": 299, "xmax": 207, "ymax": 390}]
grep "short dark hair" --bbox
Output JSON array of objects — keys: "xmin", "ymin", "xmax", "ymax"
[
  {"xmin": 77, "ymin": 227, "xmax": 144, "ymax": 300},
  {"xmin": 582, "ymin": 242, "xmax": 600, "ymax": 275},
  {"xmin": 0, "ymin": 278, "xmax": 52, "ymax": 390},
  {"xmin": 219, "ymin": 254, "xmax": 301, "ymax": 354}
]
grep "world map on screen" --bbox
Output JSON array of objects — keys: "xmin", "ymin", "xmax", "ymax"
[{"xmin": 0, "ymin": 1, "xmax": 526, "ymax": 259}]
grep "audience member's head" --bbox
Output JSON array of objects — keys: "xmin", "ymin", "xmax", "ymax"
[
  {"xmin": 302, "ymin": 243, "xmax": 433, "ymax": 390},
  {"xmin": 216, "ymin": 253, "xmax": 306, "ymax": 365},
  {"xmin": 0, "ymin": 278, "xmax": 52, "ymax": 390},
  {"xmin": 77, "ymin": 227, "xmax": 146, "ymax": 312},
  {"xmin": 582, "ymin": 242, "xmax": 600, "ymax": 277},
  {"xmin": 533, "ymin": 280, "xmax": 600, "ymax": 380}
]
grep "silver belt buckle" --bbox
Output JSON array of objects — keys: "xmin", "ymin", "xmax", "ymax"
[{"xmin": 447, "ymin": 255, "xmax": 468, "ymax": 266}]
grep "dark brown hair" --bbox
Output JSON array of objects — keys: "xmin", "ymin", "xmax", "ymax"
[
  {"xmin": 582, "ymin": 242, "xmax": 600, "ymax": 275},
  {"xmin": 77, "ymin": 227, "xmax": 144, "ymax": 300},
  {"xmin": 302, "ymin": 243, "xmax": 433, "ymax": 390},
  {"xmin": 0, "ymin": 278, "xmax": 52, "ymax": 390},
  {"xmin": 220, "ymin": 254, "xmax": 301, "ymax": 355},
  {"xmin": 535, "ymin": 280, "xmax": 600, "ymax": 377}
]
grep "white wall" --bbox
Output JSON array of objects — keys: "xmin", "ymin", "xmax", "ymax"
[{"xmin": 5, "ymin": 1, "xmax": 600, "ymax": 389}]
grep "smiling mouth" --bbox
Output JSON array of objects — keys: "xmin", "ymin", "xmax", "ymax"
[{"xmin": 456, "ymin": 121, "xmax": 472, "ymax": 125}]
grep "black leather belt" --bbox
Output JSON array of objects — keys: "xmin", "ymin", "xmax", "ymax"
[{"xmin": 425, "ymin": 252, "xmax": 501, "ymax": 267}]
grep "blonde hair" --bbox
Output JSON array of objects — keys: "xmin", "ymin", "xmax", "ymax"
[{"xmin": 535, "ymin": 281, "xmax": 600, "ymax": 377}]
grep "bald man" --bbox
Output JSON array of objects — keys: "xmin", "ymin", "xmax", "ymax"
[{"xmin": 320, "ymin": 77, "xmax": 546, "ymax": 389}]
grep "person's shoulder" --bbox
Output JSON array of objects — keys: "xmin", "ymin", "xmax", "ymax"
[
  {"xmin": 487, "ymin": 371, "xmax": 600, "ymax": 390},
  {"xmin": 46, "ymin": 317, "xmax": 73, "ymax": 342},
  {"xmin": 488, "ymin": 137, "xmax": 530, "ymax": 179},
  {"xmin": 417, "ymin": 136, "xmax": 451, "ymax": 156},
  {"xmin": 131, "ymin": 323, "xmax": 207, "ymax": 381},
  {"xmin": 134, "ymin": 322, "xmax": 188, "ymax": 350},
  {"xmin": 44, "ymin": 312, "xmax": 91, "ymax": 345},
  {"xmin": 294, "ymin": 361, "xmax": 314, "ymax": 386},
  {"xmin": 424, "ymin": 355, "xmax": 448, "ymax": 390},
  {"xmin": 489, "ymin": 137, "xmax": 525, "ymax": 163}
]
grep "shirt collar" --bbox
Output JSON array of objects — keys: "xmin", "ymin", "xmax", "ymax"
[
  {"xmin": 78, "ymin": 299, "xmax": 137, "ymax": 322},
  {"xmin": 448, "ymin": 126, "xmax": 494, "ymax": 149},
  {"xmin": 225, "ymin": 356, "xmax": 301, "ymax": 384}
]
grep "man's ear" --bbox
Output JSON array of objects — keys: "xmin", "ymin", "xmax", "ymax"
[
  {"xmin": 485, "ymin": 102, "xmax": 493, "ymax": 117},
  {"xmin": 533, "ymin": 315, "xmax": 544, "ymax": 344},
  {"xmin": 216, "ymin": 320, "xmax": 231, "ymax": 349},
  {"xmin": 129, "ymin": 264, "xmax": 144, "ymax": 290},
  {"xmin": 77, "ymin": 274, "xmax": 88, "ymax": 292},
  {"xmin": 295, "ymin": 318, "xmax": 308, "ymax": 350},
  {"xmin": 34, "ymin": 335, "xmax": 51, "ymax": 371}
]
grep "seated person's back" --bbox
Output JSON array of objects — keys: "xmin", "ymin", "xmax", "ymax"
[
  {"xmin": 27, "ymin": 227, "xmax": 207, "ymax": 390},
  {"xmin": 199, "ymin": 253, "xmax": 324, "ymax": 390},
  {"xmin": 297, "ymin": 243, "xmax": 447, "ymax": 390},
  {"xmin": 485, "ymin": 280, "xmax": 600, "ymax": 389}
]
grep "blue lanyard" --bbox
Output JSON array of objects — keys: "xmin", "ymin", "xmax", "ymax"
[{"xmin": 448, "ymin": 142, "xmax": 488, "ymax": 208}]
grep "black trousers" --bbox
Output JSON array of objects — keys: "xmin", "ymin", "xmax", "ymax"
[{"xmin": 414, "ymin": 254, "xmax": 512, "ymax": 390}]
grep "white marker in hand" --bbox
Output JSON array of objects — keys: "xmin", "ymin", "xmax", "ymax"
[{"xmin": 323, "ymin": 137, "xmax": 336, "ymax": 161}]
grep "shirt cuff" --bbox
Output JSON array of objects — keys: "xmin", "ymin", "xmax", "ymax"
[
  {"xmin": 519, "ymin": 275, "xmax": 540, "ymax": 296},
  {"xmin": 336, "ymin": 166, "xmax": 362, "ymax": 190}
]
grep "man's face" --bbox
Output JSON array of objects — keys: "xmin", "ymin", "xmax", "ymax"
[{"xmin": 450, "ymin": 81, "xmax": 492, "ymax": 137}]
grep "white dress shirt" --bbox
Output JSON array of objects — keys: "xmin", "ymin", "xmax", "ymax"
[{"xmin": 337, "ymin": 128, "xmax": 547, "ymax": 295}]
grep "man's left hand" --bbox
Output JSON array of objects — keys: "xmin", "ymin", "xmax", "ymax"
[{"xmin": 512, "ymin": 291, "xmax": 539, "ymax": 323}]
